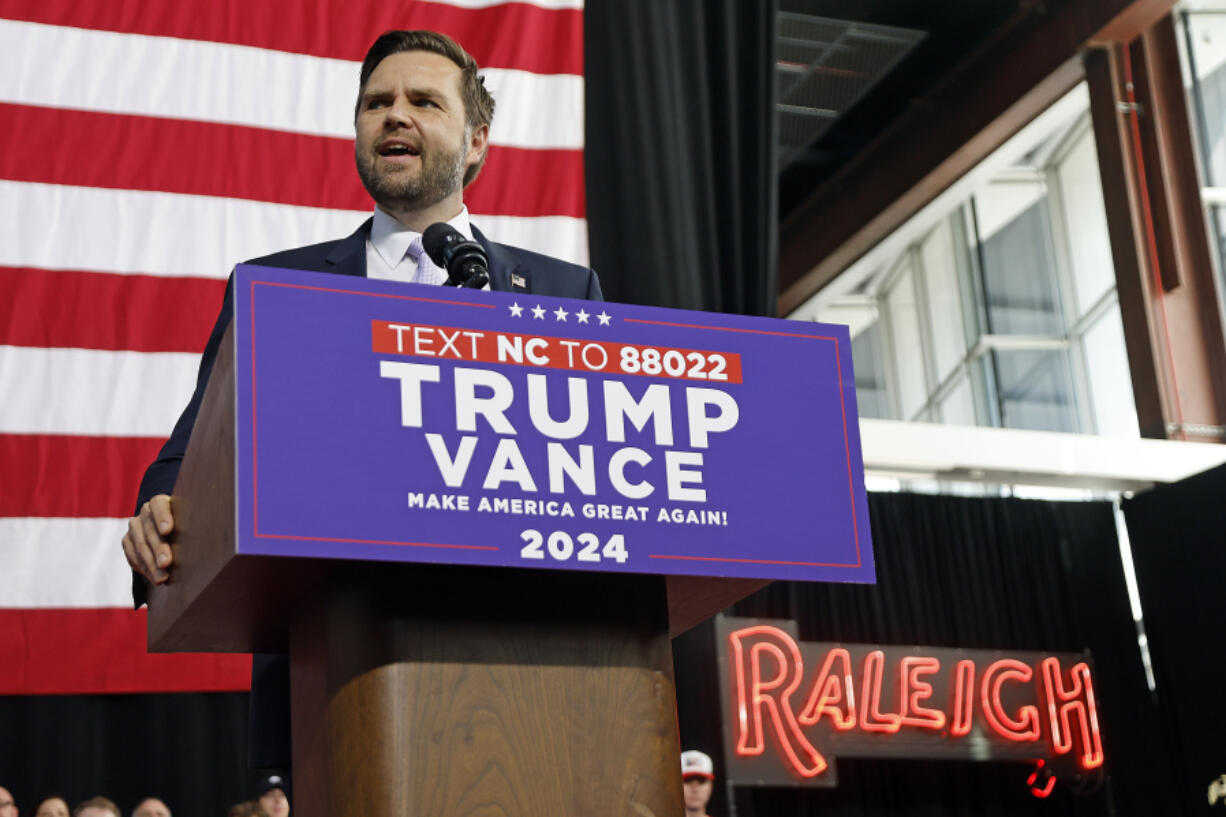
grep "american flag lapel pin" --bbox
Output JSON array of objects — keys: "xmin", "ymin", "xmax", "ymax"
[{"xmin": 511, "ymin": 272, "xmax": 527, "ymax": 289}]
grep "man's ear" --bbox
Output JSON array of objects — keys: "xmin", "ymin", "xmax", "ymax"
[{"xmin": 466, "ymin": 123, "xmax": 490, "ymax": 169}]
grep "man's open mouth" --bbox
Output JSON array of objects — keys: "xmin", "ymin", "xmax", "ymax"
[{"xmin": 379, "ymin": 140, "xmax": 420, "ymax": 157}]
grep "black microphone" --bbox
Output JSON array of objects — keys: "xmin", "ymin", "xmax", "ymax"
[{"xmin": 422, "ymin": 223, "xmax": 489, "ymax": 289}]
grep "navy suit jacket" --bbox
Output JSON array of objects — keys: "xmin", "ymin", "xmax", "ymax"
[{"xmin": 130, "ymin": 221, "xmax": 601, "ymax": 768}]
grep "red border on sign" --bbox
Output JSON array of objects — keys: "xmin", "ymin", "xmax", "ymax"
[
  {"xmin": 245, "ymin": 283, "xmax": 864, "ymax": 570},
  {"xmin": 248, "ymin": 280, "xmax": 499, "ymax": 553},
  {"xmin": 255, "ymin": 532, "xmax": 497, "ymax": 551}
]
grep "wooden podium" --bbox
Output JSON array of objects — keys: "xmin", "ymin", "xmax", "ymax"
[{"xmin": 147, "ymin": 321, "xmax": 767, "ymax": 817}]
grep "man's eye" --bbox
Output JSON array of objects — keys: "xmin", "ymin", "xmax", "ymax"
[{"xmin": 414, "ymin": 98, "xmax": 439, "ymax": 108}]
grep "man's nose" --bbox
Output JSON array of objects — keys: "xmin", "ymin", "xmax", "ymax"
[{"xmin": 383, "ymin": 98, "xmax": 416, "ymax": 129}]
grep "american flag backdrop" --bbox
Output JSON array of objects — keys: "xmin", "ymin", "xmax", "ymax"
[{"xmin": 0, "ymin": 0, "xmax": 586, "ymax": 695}]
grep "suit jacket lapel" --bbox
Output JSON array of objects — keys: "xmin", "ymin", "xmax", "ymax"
[
  {"xmin": 473, "ymin": 225, "xmax": 530, "ymax": 294},
  {"xmin": 325, "ymin": 218, "xmax": 372, "ymax": 278}
]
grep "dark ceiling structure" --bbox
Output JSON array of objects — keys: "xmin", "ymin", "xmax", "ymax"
[{"xmin": 777, "ymin": 0, "xmax": 1024, "ymax": 223}]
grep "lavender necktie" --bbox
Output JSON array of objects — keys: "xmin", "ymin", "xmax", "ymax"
[{"xmin": 407, "ymin": 236, "xmax": 448, "ymax": 286}]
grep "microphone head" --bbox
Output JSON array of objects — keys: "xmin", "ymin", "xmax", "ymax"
[
  {"xmin": 422, "ymin": 222, "xmax": 465, "ymax": 269},
  {"xmin": 422, "ymin": 222, "xmax": 489, "ymax": 287}
]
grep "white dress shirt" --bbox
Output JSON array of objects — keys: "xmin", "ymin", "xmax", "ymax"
[{"xmin": 365, "ymin": 206, "xmax": 474, "ymax": 284}]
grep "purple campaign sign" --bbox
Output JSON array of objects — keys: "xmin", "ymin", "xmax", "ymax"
[{"xmin": 232, "ymin": 263, "xmax": 874, "ymax": 584}]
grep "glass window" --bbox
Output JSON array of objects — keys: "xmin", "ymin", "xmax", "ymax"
[
  {"xmin": 1182, "ymin": 9, "xmax": 1226, "ymax": 282},
  {"xmin": 1183, "ymin": 9, "xmax": 1226, "ymax": 186},
  {"xmin": 793, "ymin": 82, "xmax": 1140, "ymax": 441},
  {"xmin": 1215, "ymin": 206, "xmax": 1226, "ymax": 268},
  {"xmin": 939, "ymin": 376, "xmax": 977, "ymax": 426},
  {"xmin": 851, "ymin": 320, "xmax": 890, "ymax": 420},
  {"xmin": 1056, "ymin": 128, "xmax": 1116, "ymax": 315},
  {"xmin": 884, "ymin": 261, "xmax": 928, "ymax": 419},
  {"xmin": 1081, "ymin": 303, "xmax": 1139, "ymax": 437},
  {"xmin": 992, "ymin": 348, "xmax": 1078, "ymax": 433},
  {"xmin": 920, "ymin": 218, "xmax": 968, "ymax": 381},
  {"xmin": 951, "ymin": 208, "xmax": 987, "ymax": 347},
  {"xmin": 970, "ymin": 355, "xmax": 999, "ymax": 427},
  {"xmin": 974, "ymin": 181, "xmax": 1065, "ymax": 335}
]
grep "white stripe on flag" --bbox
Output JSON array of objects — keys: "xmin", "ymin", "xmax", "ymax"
[
  {"xmin": 0, "ymin": 345, "xmax": 199, "ymax": 436},
  {"xmin": 0, "ymin": 181, "xmax": 590, "ymax": 276},
  {"xmin": 0, "ymin": 20, "xmax": 584, "ymax": 150},
  {"xmin": 0, "ymin": 180, "xmax": 366, "ymax": 279},
  {"xmin": 483, "ymin": 69, "xmax": 585, "ymax": 150},
  {"xmin": 0, "ymin": 518, "xmax": 133, "ymax": 608}
]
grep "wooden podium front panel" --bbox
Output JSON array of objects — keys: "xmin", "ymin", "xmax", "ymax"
[{"xmin": 290, "ymin": 566, "xmax": 683, "ymax": 817}]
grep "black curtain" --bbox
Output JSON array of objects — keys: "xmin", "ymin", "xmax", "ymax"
[
  {"xmin": 584, "ymin": 0, "xmax": 777, "ymax": 315},
  {"xmin": 1123, "ymin": 462, "xmax": 1226, "ymax": 817},
  {"xmin": 674, "ymin": 492, "xmax": 1177, "ymax": 816},
  {"xmin": 0, "ymin": 693, "xmax": 250, "ymax": 817}
]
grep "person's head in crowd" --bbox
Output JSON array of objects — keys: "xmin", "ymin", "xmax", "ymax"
[
  {"xmin": 226, "ymin": 803, "xmax": 267, "ymax": 817},
  {"xmin": 253, "ymin": 775, "xmax": 288, "ymax": 817},
  {"xmin": 131, "ymin": 799, "xmax": 169, "ymax": 817},
  {"xmin": 0, "ymin": 786, "xmax": 17, "ymax": 817},
  {"xmin": 72, "ymin": 798, "xmax": 120, "ymax": 817},
  {"xmin": 681, "ymin": 750, "xmax": 715, "ymax": 817},
  {"xmin": 34, "ymin": 797, "xmax": 69, "ymax": 817}
]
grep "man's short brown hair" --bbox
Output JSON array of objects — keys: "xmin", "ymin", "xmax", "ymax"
[
  {"xmin": 72, "ymin": 798, "xmax": 120, "ymax": 817},
  {"xmin": 355, "ymin": 30, "xmax": 496, "ymax": 186}
]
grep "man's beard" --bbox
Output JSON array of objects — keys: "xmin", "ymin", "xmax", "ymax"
[{"xmin": 356, "ymin": 132, "xmax": 467, "ymax": 212}]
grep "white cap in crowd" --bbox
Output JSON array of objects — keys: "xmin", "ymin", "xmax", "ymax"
[{"xmin": 681, "ymin": 750, "xmax": 715, "ymax": 780}]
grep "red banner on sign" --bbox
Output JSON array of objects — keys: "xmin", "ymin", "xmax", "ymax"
[{"xmin": 372, "ymin": 320, "xmax": 744, "ymax": 383}]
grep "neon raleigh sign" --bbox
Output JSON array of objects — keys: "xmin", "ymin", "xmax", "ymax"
[{"xmin": 716, "ymin": 618, "xmax": 1104, "ymax": 796}]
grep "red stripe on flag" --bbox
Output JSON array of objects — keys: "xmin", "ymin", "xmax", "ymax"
[
  {"xmin": 1, "ymin": 0, "xmax": 583, "ymax": 75},
  {"xmin": 0, "ymin": 103, "xmax": 584, "ymax": 218},
  {"xmin": 0, "ymin": 608, "xmax": 251, "ymax": 694},
  {"xmin": 0, "ymin": 435, "xmax": 166, "ymax": 518},
  {"xmin": 0, "ymin": 103, "xmax": 363, "ymax": 210},
  {"xmin": 0, "ymin": 266, "xmax": 225, "ymax": 353},
  {"xmin": 468, "ymin": 145, "xmax": 586, "ymax": 219}
]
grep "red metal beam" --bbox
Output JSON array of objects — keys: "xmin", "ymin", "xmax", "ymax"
[{"xmin": 1087, "ymin": 22, "xmax": 1226, "ymax": 440}]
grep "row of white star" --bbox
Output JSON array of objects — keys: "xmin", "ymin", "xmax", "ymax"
[{"xmin": 507, "ymin": 302, "xmax": 612, "ymax": 325}]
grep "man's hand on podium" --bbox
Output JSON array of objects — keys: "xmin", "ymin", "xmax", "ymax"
[{"xmin": 122, "ymin": 494, "xmax": 175, "ymax": 586}]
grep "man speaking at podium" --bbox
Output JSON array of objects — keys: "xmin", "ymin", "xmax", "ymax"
[{"xmin": 121, "ymin": 29, "xmax": 602, "ymax": 767}]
